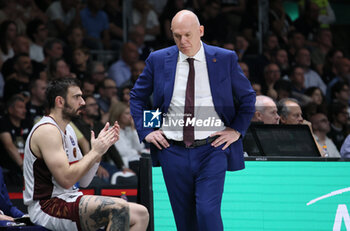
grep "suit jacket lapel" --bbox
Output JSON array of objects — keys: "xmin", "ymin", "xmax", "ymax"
[
  {"xmin": 204, "ymin": 43, "xmax": 220, "ymax": 108},
  {"xmin": 163, "ymin": 47, "xmax": 179, "ymax": 113}
]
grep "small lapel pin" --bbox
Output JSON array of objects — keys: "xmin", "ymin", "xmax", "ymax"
[{"xmin": 212, "ymin": 58, "xmax": 217, "ymax": 63}]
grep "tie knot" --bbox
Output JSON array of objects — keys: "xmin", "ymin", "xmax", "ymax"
[{"xmin": 187, "ymin": 58, "xmax": 194, "ymax": 65}]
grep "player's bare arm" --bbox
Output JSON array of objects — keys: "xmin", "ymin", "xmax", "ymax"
[{"xmin": 30, "ymin": 121, "xmax": 119, "ymax": 189}]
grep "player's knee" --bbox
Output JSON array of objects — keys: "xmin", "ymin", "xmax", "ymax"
[
  {"xmin": 133, "ymin": 204, "xmax": 149, "ymax": 223},
  {"xmin": 139, "ymin": 204, "xmax": 149, "ymax": 222}
]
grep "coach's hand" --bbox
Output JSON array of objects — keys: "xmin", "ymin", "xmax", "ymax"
[
  {"xmin": 210, "ymin": 127, "xmax": 241, "ymax": 150},
  {"xmin": 145, "ymin": 130, "xmax": 169, "ymax": 150}
]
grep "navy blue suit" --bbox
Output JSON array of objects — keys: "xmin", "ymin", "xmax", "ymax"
[
  {"xmin": 130, "ymin": 43, "xmax": 255, "ymax": 230},
  {"xmin": 0, "ymin": 167, "xmax": 24, "ymax": 226}
]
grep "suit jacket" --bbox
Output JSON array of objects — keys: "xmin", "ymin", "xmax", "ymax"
[{"xmin": 130, "ymin": 43, "xmax": 256, "ymax": 171}]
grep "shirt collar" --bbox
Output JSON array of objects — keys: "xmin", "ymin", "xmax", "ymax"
[{"xmin": 178, "ymin": 41, "xmax": 205, "ymax": 63}]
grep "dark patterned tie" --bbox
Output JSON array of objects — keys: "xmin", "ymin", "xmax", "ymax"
[{"xmin": 183, "ymin": 58, "xmax": 195, "ymax": 147}]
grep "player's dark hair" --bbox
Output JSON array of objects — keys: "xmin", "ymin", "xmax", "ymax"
[{"xmin": 46, "ymin": 78, "xmax": 80, "ymax": 109}]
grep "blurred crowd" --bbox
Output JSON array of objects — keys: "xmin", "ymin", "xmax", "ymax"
[{"xmin": 0, "ymin": 0, "xmax": 350, "ymax": 189}]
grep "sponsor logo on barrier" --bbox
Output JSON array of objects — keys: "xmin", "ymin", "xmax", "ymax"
[{"xmin": 307, "ymin": 187, "xmax": 350, "ymax": 230}]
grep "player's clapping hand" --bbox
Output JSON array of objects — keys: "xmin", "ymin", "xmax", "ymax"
[{"xmin": 91, "ymin": 121, "xmax": 120, "ymax": 156}]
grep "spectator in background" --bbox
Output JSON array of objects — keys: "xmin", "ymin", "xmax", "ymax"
[
  {"xmin": 80, "ymin": 0, "xmax": 110, "ymax": 50},
  {"xmin": 46, "ymin": 0, "xmax": 81, "ymax": 38},
  {"xmin": 0, "ymin": 167, "xmax": 25, "ymax": 226},
  {"xmin": 119, "ymin": 85, "xmax": 132, "ymax": 105},
  {"xmin": 26, "ymin": 18, "xmax": 48, "ymax": 63},
  {"xmin": 103, "ymin": 0, "xmax": 124, "ymax": 50},
  {"xmin": 220, "ymin": 0, "xmax": 246, "ymax": 40},
  {"xmin": 97, "ymin": 78, "xmax": 118, "ymax": 123},
  {"xmin": 239, "ymin": 61, "xmax": 249, "ymax": 79},
  {"xmin": 272, "ymin": 48, "xmax": 290, "ymax": 77},
  {"xmin": 294, "ymin": 47, "xmax": 327, "ymax": 94},
  {"xmin": 198, "ymin": 0, "xmax": 227, "ymax": 45},
  {"xmin": 0, "ymin": 20, "xmax": 16, "ymax": 62},
  {"xmin": 293, "ymin": 1, "xmax": 320, "ymax": 46},
  {"xmin": 234, "ymin": 34, "xmax": 251, "ymax": 61},
  {"xmin": 326, "ymin": 57, "xmax": 350, "ymax": 102},
  {"xmin": 2, "ymin": 35, "xmax": 45, "ymax": 80},
  {"xmin": 289, "ymin": 65, "xmax": 306, "ymax": 94},
  {"xmin": 311, "ymin": 28, "xmax": 333, "ymax": 76},
  {"xmin": 250, "ymin": 33, "xmax": 279, "ymax": 82},
  {"xmin": 66, "ymin": 26, "xmax": 84, "ymax": 49},
  {"xmin": 108, "ymin": 42, "xmax": 139, "ymax": 86},
  {"xmin": 128, "ymin": 25, "xmax": 153, "ymax": 61},
  {"xmin": 239, "ymin": 0, "xmax": 259, "ymax": 51},
  {"xmin": 26, "ymin": 78, "xmax": 47, "ymax": 123},
  {"xmin": 0, "ymin": 95, "xmax": 32, "ymax": 186},
  {"xmin": 251, "ymin": 81, "xmax": 262, "ymax": 96},
  {"xmin": 330, "ymin": 81, "xmax": 350, "ymax": 114},
  {"xmin": 302, "ymin": 101, "xmax": 318, "ymax": 122},
  {"xmin": 0, "ymin": 1, "xmax": 25, "ymax": 34},
  {"xmin": 42, "ymin": 38, "xmax": 64, "ymax": 66},
  {"xmin": 159, "ymin": 0, "xmax": 185, "ymax": 46},
  {"xmin": 46, "ymin": 57, "xmax": 75, "ymax": 80},
  {"xmin": 278, "ymin": 98, "xmax": 304, "ymax": 125},
  {"xmin": 251, "ymin": 95, "xmax": 280, "ymax": 124},
  {"xmin": 310, "ymin": 112, "xmax": 340, "ymax": 157},
  {"xmin": 3, "ymin": 53, "xmax": 32, "ymax": 101},
  {"xmin": 71, "ymin": 47, "xmax": 90, "ymax": 81},
  {"xmin": 15, "ymin": 0, "xmax": 48, "ymax": 24},
  {"xmin": 110, "ymin": 102, "xmax": 146, "ymax": 175},
  {"xmin": 222, "ymin": 42, "xmax": 235, "ymax": 51},
  {"xmin": 268, "ymin": 0, "xmax": 293, "ymax": 47},
  {"xmin": 278, "ymin": 98, "xmax": 325, "ymax": 156},
  {"xmin": 287, "ymin": 30, "xmax": 306, "ymax": 65},
  {"xmin": 328, "ymin": 102, "xmax": 349, "ymax": 151},
  {"xmin": 304, "ymin": 86, "xmax": 326, "ymax": 107},
  {"xmin": 132, "ymin": 0, "xmax": 160, "ymax": 47},
  {"xmin": 322, "ymin": 48, "xmax": 343, "ymax": 84},
  {"xmin": 263, "ymin": 32, "xmax": 280, "ymax": 58},
  {"xmin": 148, "ymin": 0, "xmax": 168, "ymax": 16},
  {"xmin": 87, "ymin": 61, "xmax": 107, "ymax": 85},
  {"xmin": 261, "ymin": 63, "xmax": 281, "ymax": 100},
  {"xmin": 81, "ymin": 78, "xmax": 96, "ymax": 96},
  {"xmin": 340, "ymin": 135, "xmax": 350, "ymax": 159},
  {"xmin": 276, "ymin": 77, "xmax": 311, "ymax": 106},
  {"xmin": 298, "ymin": 0, "xmax": 335, "ymax": 28},
  {"xmin": 274, "ymin": 79, "xmax": 292, "ymax": 101},
  {"xmin": 120, "ymin": 60, "xmax": 146, "ymax": 88},
  {"xmin": 64, "ymin": 25, "xmax": 85, "ymax": 65}
]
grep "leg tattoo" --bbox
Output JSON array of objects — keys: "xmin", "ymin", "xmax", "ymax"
[
  {"xmin": 109, "ymin": 206, "xmax": 130, "ymax": 231},
  {"xmin": 89, "ymin": 197, "xmax": 116, "ymax": 228}
]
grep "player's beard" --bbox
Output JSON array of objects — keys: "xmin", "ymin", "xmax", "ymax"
[{"xmin": 62, "ymin": 102, "xmax": 83, "ymax": 121}]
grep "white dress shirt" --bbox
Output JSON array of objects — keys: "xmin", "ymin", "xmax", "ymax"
[{"xmin": 162, "ymin": 42, "xmax": 225, "ymax": 141}]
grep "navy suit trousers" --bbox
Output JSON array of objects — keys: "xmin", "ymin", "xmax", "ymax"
[{"xmin": 158, "ymin": 142, "xmax": 228, "ymax": 231}]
